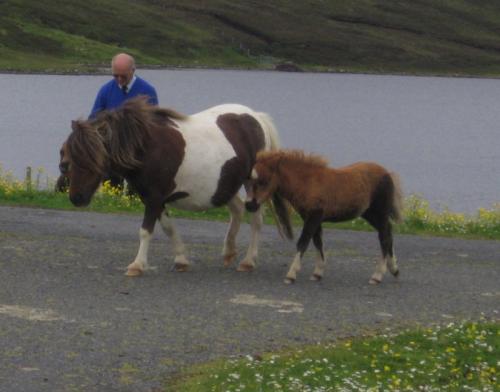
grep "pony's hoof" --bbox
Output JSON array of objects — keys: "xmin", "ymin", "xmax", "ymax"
[
  {"xmin": 284, "ymin": 277, "xmax": 295, "ymax": 285},
  {"xmin": 310, "ymin": 274, "xmax": 322, "ymax": 281},
  {"xmin": 174, "ymin": 263, "xmax": 189, "ymax": 272},
  {"xmin": 369, "ymin": 277, "xmax": 381, "ymax": 285},
  {"xmin": 125, "ymin": 268, "xmax": 143, "ymax": 277},
  {"xmin": 237, "ymin": 263, "xmax": 254, "ymax": 272},
  {"xmin": 174, "ymin": 255, "xmax": 190, "ymax": 272},
  {"xmin": 223, "ymin": 254, "xmax": 236, "ymax": 268},
  {"xmin": 392, "ymin": 269, "xmax": 400, "ymax": 277}
]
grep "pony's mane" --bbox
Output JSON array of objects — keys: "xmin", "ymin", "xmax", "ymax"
[
  {"xmin": 67, "ymin": 120, "xmax": 108, "ymax": 175},
  {"xmin": 68, "ymin": 97, "xmax": 188, "ymax": 173},
  {"xmin": 74, "ymin": 97, "xmax": 186, "ymax": 171},
  {"xmin": 257, "ymin": 149, "xmax": 329, "ymax": 169},
  {"xmin": 119, "ymin": 96, "xmax": 187, "ymax": 122},
  {"xmin": 154, "ymin": 107, "xmax": 187, "ymax": 122}
]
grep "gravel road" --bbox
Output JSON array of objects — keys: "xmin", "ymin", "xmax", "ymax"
[{"xmin": 0, "ymin": 206, "xmax": 498, "ymax": 391}]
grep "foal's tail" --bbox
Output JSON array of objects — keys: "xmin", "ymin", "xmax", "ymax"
[
  {"xmin": 256, "ymin": 112, "xmax": 281, "ymax": 151},
  {"xmin": 389, "ymin": 172, "xmax": 404, "ymax": 224}
]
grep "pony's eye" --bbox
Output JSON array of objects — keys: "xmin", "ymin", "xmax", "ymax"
[
  {"xmin": 59, "ymin": 162, "xmax": 70, "ymax": 174},
  {"xmin": 257, "ymin": 179, "xmax": 268, "ymax": 187}
]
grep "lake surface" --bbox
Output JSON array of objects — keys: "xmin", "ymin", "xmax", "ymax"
[{"xmin": 0, "ymin": 69, "xmax": 498, "ymax": 213}]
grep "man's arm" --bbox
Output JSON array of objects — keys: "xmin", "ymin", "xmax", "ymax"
[
  {"xmin": 89, "ymin": 85, "xmax": 107, "ymax": 118},
  {"xmin": 148, "ymin": 86, "xmax": 159, "ymax": 106}
]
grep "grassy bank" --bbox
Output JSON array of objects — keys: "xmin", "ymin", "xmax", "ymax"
[
  {"xmin": 3, "ymin": 1, "xmax": 500, "ymax": 75},
  {"xmin": 167, "ymin": 320, "xmax": 499, "ymax": 391},
  {"xmin": 1, "ymin": 168, "xmax": 499, "ymax": 240}
]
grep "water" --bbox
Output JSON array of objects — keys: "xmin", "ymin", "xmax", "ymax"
[{"xmin": 0, "ymin": 69, "xmax": 498, "ymax": 213}]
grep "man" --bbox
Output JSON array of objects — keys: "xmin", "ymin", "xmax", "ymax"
[
  {"xmin": 90, "ymin": 53, "xmax": 158, "ymax": 118},
  {"xmin": 56, "ymin": 53, "xmax": 158, "ymax": 192}
]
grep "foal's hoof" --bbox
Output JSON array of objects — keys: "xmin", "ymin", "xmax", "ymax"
[
  {"xmin": 310, "ymin": 274, "xmax": 322, "ymax": 281},
  {"xmin": 392, "ymin": 269, "xmax": 400, "ymax": 277},
  {"xmin": 237, "ymin": 263, "xmax": 254, "ymax": 272},
  {"xmin": 284, "ymin": 277, "xmax": 295, "ymax": 285},
  {"xmin": 369, "ymin": 277, "xmax": 381, "ymax": 285},
  {"xmin": 125, "ymin": 268, "xmax": 143, "ymax": 277},
  {"xmin": 174, "ymin": 263, "xmax": 190, "ymax": 272}
]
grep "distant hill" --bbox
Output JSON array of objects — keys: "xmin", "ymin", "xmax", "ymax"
[{"xmin": 2, "ymin": 0, "xmax": 500, "ymax": 75}]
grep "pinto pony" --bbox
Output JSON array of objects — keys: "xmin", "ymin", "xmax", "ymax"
[
  {"xmin": 245, "ymin": 150, "xmax": 403, "ymax": 285},
  {"xmin": 59, "ymin": 97, "xmax": 281, "ymax": 276}
]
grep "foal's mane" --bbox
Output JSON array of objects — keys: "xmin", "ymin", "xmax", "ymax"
[
  {"xmin": 258, "ymin": 149, "xmax": 329, "ymax": 170},
  {"xmin": 68, "ymin": 96, "xmax": 187, "ymax": 173}
]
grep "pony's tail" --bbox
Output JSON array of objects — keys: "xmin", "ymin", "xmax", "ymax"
[
  {"xmin": 389, "ymin": 172, "xmax": 404, "ymax": 224},
  {"xmin": 253, "ymin": 112, "xmax": 291, "ymax": 238},
  {"xmin": 268, "ymin": 193, "xmax": 294, "ymax": 240},
  {"xmin": 256, "ymin": 112, "xmax": 281, "ymax": 151}
]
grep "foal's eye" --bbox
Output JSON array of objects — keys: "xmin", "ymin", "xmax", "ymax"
[{"xmin": 257, "ymin": 179, "xmax": 268, "ymax": 187}]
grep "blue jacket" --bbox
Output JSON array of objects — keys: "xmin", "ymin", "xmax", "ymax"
[{"xmin": 89, "ymin": 76, "xmax": 158, "ymax": 118}]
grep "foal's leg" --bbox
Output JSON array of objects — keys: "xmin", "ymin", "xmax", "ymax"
[
  {"xmin": 382, "ymin": 221, "xmax": 399, "ymax": 277},
  {"xmin": 223, "ymin": 196, "xmax": 244, "ymax": 267},
  {"xmin": 311, "ymin": 225, "xmax": 326, "ymax": 281},
  {"xmin": 364, "ymin": 211, "xmax": 398, "ymax": 284},
  {"xmin": 370, "ymin": 220, "xmax": 399, "ymax": 284},
  {"xmin": 369, "ymin": 228, "xmax": 389, "ymax": 284},
  {"xmin": 237, "ymin": 206, "xmax": 263, "ymax": 272},
  {"xmin": 126, "ymin": 203, "xmax": 162, "ymax": 276},
  {"xmin": 285, "ymin": 211, "xmax": 322, "ymax": 284},
  {"xmin": 158, "ymin": 211, "xmax": 190, "ymax": 272}
]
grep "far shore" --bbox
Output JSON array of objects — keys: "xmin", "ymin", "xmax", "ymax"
[{"xmin": 1, "ymin": 64, "xmax": 499, "ymax": 80}]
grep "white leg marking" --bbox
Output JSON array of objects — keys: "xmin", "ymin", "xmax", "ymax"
[
  {"xmin": 237, "ymin": 208, "xmax": 263, "ymax": 272},
  {"xmin": 388, "ymin": 247, "xmax": 399, "ymax": 276},
  {"xmin": 223, "ymin": 196, "xmax": 244, "ymax": 267},
  {"xmin": 159, "ymin": 213, "xmax": 189, "ymax": 271},
  {"xmin": 285, "ymin": 252, "xmax": 302, "ymax": 284},
  {"xmin": 369, "ymin": 256, "xmax": 388, "ymax": 284},
  {"xmin": 126, "ymin": 228, "xmax": 152, "ymax": 276}
]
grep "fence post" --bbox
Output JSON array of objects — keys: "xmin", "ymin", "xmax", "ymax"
[{"xmin": 25, "ymin": 166, "xmax": 32, "ymax": 192}]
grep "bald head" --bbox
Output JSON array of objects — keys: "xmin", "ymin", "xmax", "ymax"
[{"xmin": 111, "ymin": 53, "xmax": 135, "ymax": 87}]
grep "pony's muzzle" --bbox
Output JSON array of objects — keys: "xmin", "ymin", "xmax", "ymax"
[
  {"xmin": 245, "ymin": 199, "xmax": 260, "ymax": 213},
  {"xmin": 70, "ymin": 192, "xmax": 90, "ymax": 207}
]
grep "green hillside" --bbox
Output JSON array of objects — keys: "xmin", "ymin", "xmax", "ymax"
[{"xmin": 2, "ymin": 0, "xmax": 500, "ymax": 75}]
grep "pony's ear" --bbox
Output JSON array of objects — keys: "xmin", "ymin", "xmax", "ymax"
[{"xmin": 71, "ymin": 120, "xmax": 80, "ymax": 132}]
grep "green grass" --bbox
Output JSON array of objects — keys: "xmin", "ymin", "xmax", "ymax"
[
  {"xmin": 1, "ymin": 168, "xmax": 499, "ymax": 240},
  {"xmin": 167, "ymin": 320, "xmax": 499, "ymax": 391},
  {"xmin": 4, "ymin": 0, "xmax": 500, "ymax": 75}
]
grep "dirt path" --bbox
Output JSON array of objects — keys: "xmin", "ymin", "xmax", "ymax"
[{"xmin": 0, "ymin": 206, "xmax": 498, "ymax": 391}]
